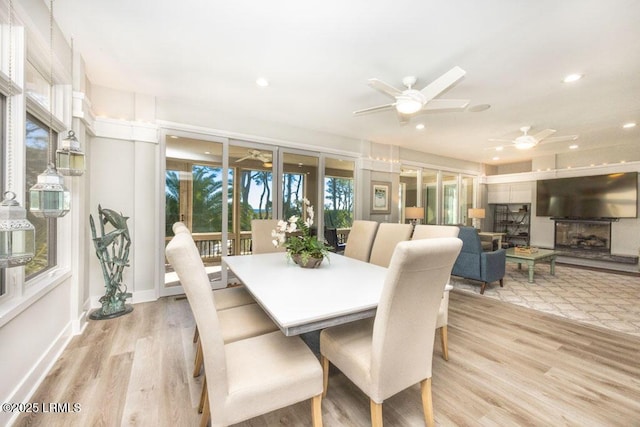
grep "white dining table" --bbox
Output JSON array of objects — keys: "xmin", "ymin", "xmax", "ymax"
[{"xmin": 222, "ymin": 252, "xmax": 387, "ymax": 336}]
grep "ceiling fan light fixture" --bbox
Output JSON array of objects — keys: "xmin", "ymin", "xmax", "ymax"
[
  {"xmin": 396, "ymin": 97, "xmax": 422, "ymax": 115},
  {"xmin": 622, "ymin": 122, "xmax": 636, "ymax": 129},
  {"xmin": 514, "ymin": 135, "xmax": 537, "ymax": 150},
  {"xmin": 563, "ymin": 73, "xmax": 583, "ymax": 83}
]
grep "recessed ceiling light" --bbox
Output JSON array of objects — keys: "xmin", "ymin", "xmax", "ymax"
[
  {"xmin": 468, "ymin": 104, "xmax": 491, "ymax": 112},
  {"xmin": 416, "ymin": 123, "xmax": 425, "ymax": 130},
  {"xmin": 563, "ymin": 73, "xmax": 583, "ymax": 83},
  {"xmin": 495, "ymin": 146, "xmax": 503, "ymax": 151},
  {"xmin": 169, "ymin": 135, "xmax": 179, "ymax": 139},
  {"xmin": 623, "ymin": 122, "xmax": 636, "ymax": 129},
  {"xmin": 256, "ymin": 77, "xmax": 269, "ymax": 87},
  {"xmin": 569, "ymin": 144, "xmax": 578, "ymax": 149},
  {"xmin": 492, "ymin": 156, "xmax": 500, "ymax": 161},
  {"xmin": 204, "ymin": 151, "xmax": 211, "ymax": 154}
]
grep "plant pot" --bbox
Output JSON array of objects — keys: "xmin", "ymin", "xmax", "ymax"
[{"xmin": 291, "ymin": 253, "xmax": 323, "ymax": 269}]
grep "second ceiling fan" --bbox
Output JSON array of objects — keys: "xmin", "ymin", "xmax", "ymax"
[
  {"xmin": 353, "ymin": 66, "xmax": 470, "ymax": 124},
  {"xmin": 487, "ymin": 126, "xmax": 579, "ymax": 150}
]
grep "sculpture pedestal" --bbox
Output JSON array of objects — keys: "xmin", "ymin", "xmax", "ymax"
[{"xmin": 89, "ymin": 304, "xmax": 133, "ymax": 320}]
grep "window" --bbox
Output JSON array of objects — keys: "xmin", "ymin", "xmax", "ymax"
[
  {"xmin": 0, "ymin": 94, "xmax": 5, "ymax": 296},
  {"xmin": 323, "ymin": 157, "xmax": 354, "ymax": 229},
  {"xmin": 25, "ymin": 114, "xmax": 57, "ymax": 279}
]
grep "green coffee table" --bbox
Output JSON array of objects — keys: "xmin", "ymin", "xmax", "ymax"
[{"xmin": 505, "ymin": 248, "xmax": 557, "ymax": 283}]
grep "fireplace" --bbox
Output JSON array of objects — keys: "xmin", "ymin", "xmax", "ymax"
[{"xmin": 554, "ymin": 220, "xmax": 611, "ymax": 254}]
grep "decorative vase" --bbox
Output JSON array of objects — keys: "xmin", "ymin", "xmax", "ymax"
[{"xmin": 292, "ymin": 253, "xmax": 324, "ymax": 269}]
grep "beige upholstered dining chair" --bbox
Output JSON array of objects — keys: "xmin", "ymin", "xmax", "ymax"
[
  {"xmin": 368, "ymin": 223, "xmax": 413, "ymax": 267},
  {"xmin": 343, "ymin": 220, "xmax": 379, "ymax": 262},
  {"xmin": 172, "ymin": 222, "xmax": 256, "ymax": 342},
  {"xmin": 166, "ymin": 232, "xmax": 323, "ymax": 427},
  {"xmin": 173, "ymin": 221, "xmax": 254, "ymax": 309},
  {"xmin": 171, "ymin": 222, "xmax": 279, "ymax": 418},
  {"xmin": 320, "ymin": 238, "xmax": 462, "ymax": 427},
  {"xmin": 251, "ymin": 219, "xmax": 286, "ymax": 254},
  {"xmin": 411, "ymin": 224, "xmax": 460, "ymax": 361}
]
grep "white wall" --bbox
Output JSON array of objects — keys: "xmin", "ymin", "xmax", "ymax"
[
  {"xmin": 87, "ymin": 133, "xmax": 159, "ymax": 304},
  {"xmin": 0, "ymin": 280, "xmax": 73, "ymax": 427}
]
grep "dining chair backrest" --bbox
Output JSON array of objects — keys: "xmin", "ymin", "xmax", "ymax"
[
  {"xmin": 172, "ymin": 221, "xmax": 190, "ymax": 235},
  {"xmin": 165, "ymin": 233, "xmax": 230, "ymax": 404},
  {"xmin": 411, "ymin": 224, "xmax": 460, "ymax": 240},
  {"xmin": 343, "ymin": 220, "xmax": 379, "ymax": 262},
  {"xmin": 368, "ymin": 223, "xmax": 413, "ymax": 267},
  {"xmin": 371, "ymin": 237, "xmax": 462, "ymax": 401},
  {"xmin": 251, "ymin": 219, "xmax": 286, "ymax": 254}
]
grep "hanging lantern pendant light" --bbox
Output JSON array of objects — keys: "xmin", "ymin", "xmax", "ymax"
[
  {"xmin": 56, "ymin": 130, "xmax": 85, "ymax": 176},
  {"xmin": 1, "ymin": 0, "xmax": 36, "ymax": 268},
  {"xmin": 29, "ymin": 163, "xmax": 71, "ymax": 218},
  {"xmin": 29, "ymin": 0, "xmax": 71, "ymax": 218},
  {"xmin": 0, "ymin": 192, "xmax": 36, "ymax": 268}
]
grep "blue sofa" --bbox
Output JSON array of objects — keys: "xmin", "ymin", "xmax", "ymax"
[{"xmin": 452, "ymin": 227, "xmax": 506, "ymax": 294}]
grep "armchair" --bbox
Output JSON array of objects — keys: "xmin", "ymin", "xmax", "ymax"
[{"xmin": 451, "ymin": 226, "xmax": 506, "ymax": 294}]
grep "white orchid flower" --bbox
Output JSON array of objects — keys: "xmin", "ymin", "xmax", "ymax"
[
  {"xmin": 272, "ymin": 239, "xmax": 279, "ymax": 247},
  {"xmin": 288, "ymin": 215, "xmax": 298, "ymax": 224},
  {"xmin": 302, "ymin": 198, "xmax": 310, "ymax": 206},
  {"xmin": 289, "ymin": 222, "xmax": 297, "ymax": 232},
  {"xmin": 304, "ymin": 217, "xmax": 313, "ymax": 228}
]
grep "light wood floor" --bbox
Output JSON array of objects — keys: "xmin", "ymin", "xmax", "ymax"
[{"xmin": 16, "ymin": 290, "xmax": 640, "ymax": 426}]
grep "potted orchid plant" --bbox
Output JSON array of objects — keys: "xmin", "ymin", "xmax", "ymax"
[{"xmin": 272, "ymin": 198, "xmax": 330, "ymax": 268}]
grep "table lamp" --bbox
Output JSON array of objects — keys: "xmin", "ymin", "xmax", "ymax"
[
  {"xmin": 468, "ymin": 208, "xmax": 485, "ymax": 230},
  {"xmin": 405, "ymin": 206, "xmax": 425, "ymax": 226}
]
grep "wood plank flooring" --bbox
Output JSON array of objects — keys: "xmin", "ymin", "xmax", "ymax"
[{"xmin": 15, "ymin": 290, "xmax": 640, "ymax": 426}]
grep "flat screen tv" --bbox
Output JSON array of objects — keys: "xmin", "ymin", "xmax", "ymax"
[{"xmin": 536, "ymin": 172, "xmax": 638, "ymax": 219}]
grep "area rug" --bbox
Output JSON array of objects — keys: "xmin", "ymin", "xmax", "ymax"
[{"xmin": 449, "ymin": 262, "xmax": 640, "ymax": 336}]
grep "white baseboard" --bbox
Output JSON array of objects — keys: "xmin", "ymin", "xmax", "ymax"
[
  {"xmin": 71, "ymin": 309, "xmax": 88, "ymax": 335},
  {"xmin": 3, "ymin": 323, "xmax": 73, "ymax": 427},
  {"xmin": 131, "ymin": 289, "xmax": 157, "ymax": 304}
]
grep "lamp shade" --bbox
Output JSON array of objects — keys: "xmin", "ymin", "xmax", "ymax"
[
  {"xmin": 468, "ymin": 208, "xmax": 486, "ymax": 219},
  {"xmin": 0, "ymin": 192, "xmax": 35, "ymax": 268},
  {"xmin": 29, "ymin": 164, "xmax": 71, "ymax": 218},
  {"xmin": 405, "ymin": 206, "xmax": 425, "ymax": 220}
]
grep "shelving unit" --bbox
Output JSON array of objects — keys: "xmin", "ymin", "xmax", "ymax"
[{"xmin": 492, "ymin": 203, "xmax": 531, "ymax": 247}]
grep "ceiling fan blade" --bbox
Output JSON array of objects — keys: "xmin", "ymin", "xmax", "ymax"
[
  {"xmin": 488, "ymin": 138, "xmax": 515, "ymax": 143},
  {"xmin": 422, "ymin": 98, "xmax": 470, "ymax": 111},
  {"xmin": 353, "ymin": 103, "xmax": 395, "ymax": 115},
  {"xmin": 538, "ymin": 134, "xmax": 579, "ymax": 144},
  {"xmin": 420, "ymin": 66, "xmax": 466, "ymax": 103},
  {"xmin": 531, "ymin": 129, "xmax": 556, "ymax": 141},
  {"xmin": 235, "ymin": 154, "xmax": 252, "ymax": 162},
  {"xmin": 367, "ymin": 79, "xmax": 403, "ymax": 98}
]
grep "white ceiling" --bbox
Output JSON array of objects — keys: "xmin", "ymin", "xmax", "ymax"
[{"xmin": 52, "ymin": 0, "xmax": 640, "ymax": 165}]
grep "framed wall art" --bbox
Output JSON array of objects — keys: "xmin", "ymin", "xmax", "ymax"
[{"xmin": 370, "ymin": 181, "xmax": 391, "ymax": 214}]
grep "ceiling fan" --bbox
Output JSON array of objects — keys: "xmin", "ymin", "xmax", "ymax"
[
  {"xmin": 235, "ymin": 149, "xmax": 272, "ymax": 165},
  {"xmin": 487, "ymin": 126, "xmax": 579, "ymax": 150},
  {"xmin": 353, "ymin": 66, "xmax": 470, "ymax": 124}
]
